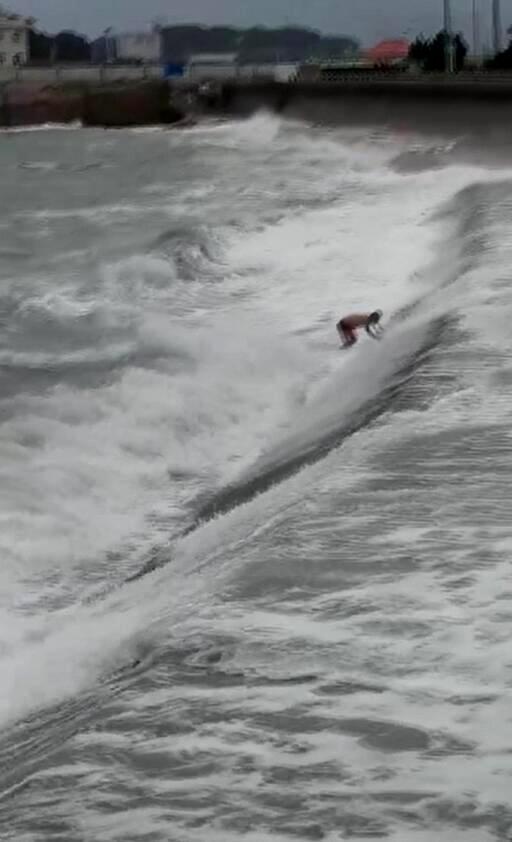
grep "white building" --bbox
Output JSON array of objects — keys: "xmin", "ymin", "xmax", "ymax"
[
  {"xmin": 0, "ymin": 6, "xmax": 31, "ymax": 66},
  {"xmin": 115, "ymin": 30, "xmax": 161, "ymax": 64},
  {"xmin": 186, "ymin": 53, "xmax": 238, "ymax": 80},
  {"xmin": 238, "ymin": 63, "xmax": 299, "ymax": 82},
  {"xmin": 186, "ymin": 54, "xmax": 298, "ymax": 83}
]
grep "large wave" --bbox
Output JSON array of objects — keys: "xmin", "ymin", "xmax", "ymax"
[{"xmin": 1, "ymin": 114, "xmax": 511, "ymax": 780}]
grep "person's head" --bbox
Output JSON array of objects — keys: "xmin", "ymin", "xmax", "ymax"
[{"xmin": 368, "ymin": 309, "xmax": 383, "ymax": 325}]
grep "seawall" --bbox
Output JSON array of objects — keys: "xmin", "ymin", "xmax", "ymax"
[
  {"xmin": 0, "ymin": 80, "xmax": 183, "ymax": 128},
  {"xmin": 5, "ymin": 75, "xmax": 512, "ymax": 133},
  {"xmin": 200, "ymin": 77, "xmax": 512, "ymax": 135}
]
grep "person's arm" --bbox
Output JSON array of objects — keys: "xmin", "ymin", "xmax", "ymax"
[{"xmin": 366, "ymin": 320, "xmax": 383, "ymax": 340}]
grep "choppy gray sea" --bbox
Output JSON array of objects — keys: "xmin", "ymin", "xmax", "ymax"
[{"xmin": 1, "ymin": 114, "xmax": 512, "ymax": 842}]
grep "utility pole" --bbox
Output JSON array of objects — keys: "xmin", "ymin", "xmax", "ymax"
[
  {"xmin": 492, "ymin": 0, "xmax": 502, "ymax": 54},
  {"xmin": 104, "ymin": 27, "xmax": 113, "ymax": 63},
  {"xmin": 443, "ymin": 0, "xmax": 454, "ymax": 72},
  {"xmin": 472, "ymin": 0, "xmax": 480, "ymax": 61}
]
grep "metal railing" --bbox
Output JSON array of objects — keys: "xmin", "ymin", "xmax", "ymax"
[{"xmin": 0, "ymin": 64, "xmax": 163, "ymax": 83}]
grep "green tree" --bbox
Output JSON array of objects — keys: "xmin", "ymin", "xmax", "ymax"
[
  {"xmin": 486, "ymin": 38, "xmax": 512, "ymax": 68},
  {"xmin": 408, "ymin": 30, "xmax": 467, "ymax": 72}
]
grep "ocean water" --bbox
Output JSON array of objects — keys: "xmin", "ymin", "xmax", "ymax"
[{"xmin": 1, "ymin": 113, "xmax": 512, "ymax": 841}]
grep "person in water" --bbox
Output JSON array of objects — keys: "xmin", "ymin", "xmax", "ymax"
[{"xmin": 336, "ymin": 310, "xmax": 383, "ymax": 348}]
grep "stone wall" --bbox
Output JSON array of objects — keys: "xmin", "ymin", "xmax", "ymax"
[
  {"xmin": 0, "ymin": 80, "xmax": 183, "ymax": 128},
  {"xmin": 82, "ymin": 81, "xmax": 180, "ymax": 127},
  {"xmin": 0, "ymin": 82, "xmax": 84, "ymax": 126},
  {"xmin": 201, "ymin": 78, "xmax": 512, "ymax": 135}
]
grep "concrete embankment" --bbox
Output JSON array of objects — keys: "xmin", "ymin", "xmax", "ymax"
[
  {"xmin": 200, "ymin": 77, "xmax": 512, "ymax": 134},
  {"xmin": 4, "ymin": 74, "xmax": 512, "ymax": 133},
  {"xmin": 0, "ymin": 80, "xmax": 183, "ymax": 128}
]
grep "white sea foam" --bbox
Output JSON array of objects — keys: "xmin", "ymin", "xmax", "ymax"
[
  {"xmin": 0, "ymin": 121, "xmax": 501, "ymax": 707},
  {"xmin": 2, "ymin": 114, "xmax": 512, "ymax": 841},
  {"xmin": 0, "ymin": 120, "xmax": 83, "ymax": 134}
]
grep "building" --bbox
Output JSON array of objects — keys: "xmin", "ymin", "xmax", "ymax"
[
  {"xmin": 91, "ymin": 35, "xmax": 109, "ymax": 64},
  {"xmin": 237, "ymin": 62, "xmax": 299, "ymax": 82},
  {"xmin": 115, "ymin": 29, "xmax": 161, "ymax": 64},
  {"xmin": 186, "ymin": 53, "xmax": 238, "ymax": 80},
  {"xmin": 0, "ymin": 6, "xmax": 31, "ymax": 66},
  {"xmin": 365, "ymin": 39, "xmax": 410, "ymax": 65}
]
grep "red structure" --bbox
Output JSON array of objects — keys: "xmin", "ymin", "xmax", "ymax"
[{"xmin": 365, "ymin": 39, "xmax": 410, "ymax": 65}]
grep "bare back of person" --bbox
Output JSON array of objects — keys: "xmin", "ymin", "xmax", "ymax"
[{"xmin": 336, "ymin": 310, "xmax": 383, "ymax": 348}]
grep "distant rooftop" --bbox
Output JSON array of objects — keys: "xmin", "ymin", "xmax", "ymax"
[
  {"xmin": 365, "ymin": 39, "xmax": 410, "ymax": 63},
  {"xmin": 0, "ymin": 4, "xmax": 32, "ymax": 24}
]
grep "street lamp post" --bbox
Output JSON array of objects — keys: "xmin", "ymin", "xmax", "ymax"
[
  {"xmin": 472, "ymin": 0, "xmax": 479, "ymax": 61},
  {"xmin": 104, "ymin": 27, "xmax": 113, "ymax": 63},
  {"xmin": 443, "ymin": 0, "xmax": 454, "ymax": 72},
  {"xmin": 493, "ymin": 0, "xmax": 502, "ymax": 55}
]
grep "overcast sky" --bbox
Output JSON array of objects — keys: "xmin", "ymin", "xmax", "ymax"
[{"xmin": 6, "ymin": 0, "xmax": 512, "ymax": 47}]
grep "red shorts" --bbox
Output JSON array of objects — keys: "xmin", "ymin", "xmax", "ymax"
[{"xmin": 338, "ymin": 319, "xmax": 357, "ymax": 345}]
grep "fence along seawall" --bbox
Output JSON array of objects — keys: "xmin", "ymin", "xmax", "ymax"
[{"xmin": 0, "ymin": 64, "xmax": 163, "ymax": 84}]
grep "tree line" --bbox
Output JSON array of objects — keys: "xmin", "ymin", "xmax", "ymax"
[
  {"xmin": 408, "ymin": 30, "xmax": 468, "ymax": 72},
  {"xmin": 29, "ymin": 29, "xmax": 91, "ymax": 63},
  {"xmin": 28, "ymin": 23, "xmax": 512, "ymax": 70},
  {"xmin": 409, "ymin": 27, "xmax": 512, "ymax": 71},
  {"xmin": 486, "ymin": 28, "xmax": 512, "ymax": 68},
  {"xmin": 28, "ymin": 24, "xmax": 359, "ymax": 65},
  {"xmin": 159, "ymin": 25, "xmax": 358, "ymax": 64}
]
